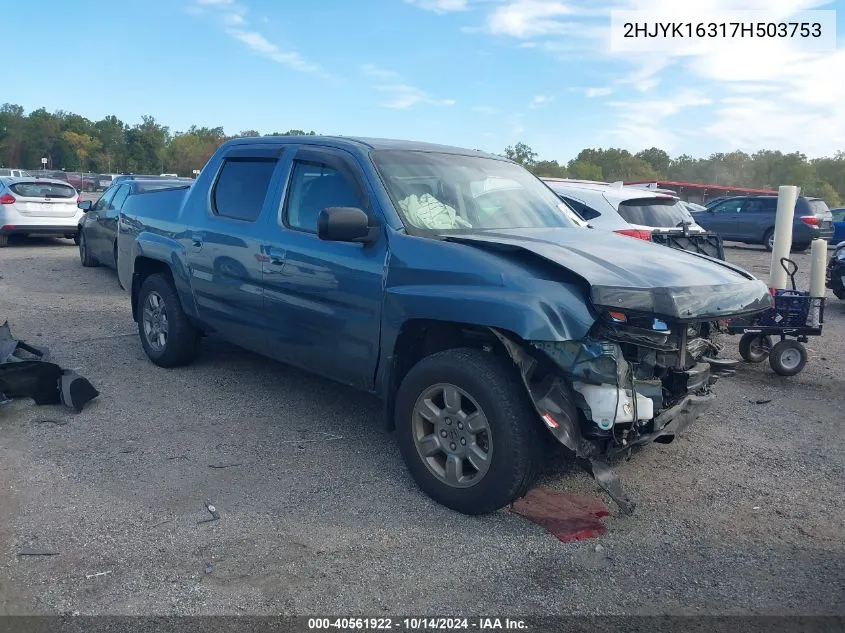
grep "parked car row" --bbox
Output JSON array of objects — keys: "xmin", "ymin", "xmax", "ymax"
[{"xmin": 692, "ymin": 194, "xmax": 834, "ymax": 251}]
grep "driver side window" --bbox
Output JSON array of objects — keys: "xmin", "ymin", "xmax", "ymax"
[{"xmin": 94, "ymin": 187, "xmax": 117, "ymax": 211}]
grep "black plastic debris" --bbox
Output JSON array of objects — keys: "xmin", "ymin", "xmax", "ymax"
[{"xmin": 0, "ymin": 321, "xmax": 99, "ymax": 412}]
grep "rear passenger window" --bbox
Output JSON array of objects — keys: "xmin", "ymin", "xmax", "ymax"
[{"xmin": 213, "ymin": 158, "xmax": 277, "ymax": 222}]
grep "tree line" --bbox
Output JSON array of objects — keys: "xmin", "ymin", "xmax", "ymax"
[
  {"xmin": 506, "ymin": 142, "xmax": 845, "ymax": 206},
  {"xmin": 1, "ymin": 103, "xmax": 843, "ymax": 206},
  {"xmin": 0, "ymin": 103, "xmax": 314, "ymax": 178}
]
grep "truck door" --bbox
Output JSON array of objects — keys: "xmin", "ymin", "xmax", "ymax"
[
  {"xmin": 261, "ymin": 146, "xmax": 387, "ymax": 390},
  {"xmin": 185, "ymin": 145, "xmax": 286, "ymax": 353}
]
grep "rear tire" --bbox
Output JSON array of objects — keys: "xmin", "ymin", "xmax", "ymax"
[
  {"xmin": 395, "ymin": 348, "xmax": 542, "ymax": 515},
  {"xmin": 764, "ymin": 229, "xmax": 775, "ymax": 252},
  {"xmin": 738, "ymin": 333, "xmax": 772, "ymax": 363},
  {"xmin": 792, "ymin": 243, "xmax": 810, "ymax": 252},
  {"xmin": 137, "ymin": 273, "xmax": 201, "ymax": 367},
  {"xmin": 769, "ymin": 340, "xmax": 807, "ymax": 377},
  {"xmin": 78, "ymin": 231, "xmax": 97, "ymax": 267}
]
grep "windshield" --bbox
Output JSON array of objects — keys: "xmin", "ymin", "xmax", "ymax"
[
  {"xmin": 616, "ymin": 197, "xmax": 695, "ymax": 228},
  {"xmin": 372, "ymin": 150, "xmax": 578, "ymax": 232}
]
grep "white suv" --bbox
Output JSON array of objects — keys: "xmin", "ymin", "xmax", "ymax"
[
  {"xmin": 542, "ymin": 178, "xmax": 724, "ymax": 259},
  {"xmin": 0, "ymin": 177, "xmax": 84, "ymax": 247}
]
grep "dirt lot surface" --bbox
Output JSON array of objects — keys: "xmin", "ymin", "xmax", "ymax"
[{"xmin": 0, "ymin": 237, "xmax": 843, "ymax": 616}]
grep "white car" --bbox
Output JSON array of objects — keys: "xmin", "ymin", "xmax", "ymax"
[
  {"xmin": 541, "ymin": 178, "xmax": 725, "ymax": 259},
  {"xmin": 0, "ymin": 177, "xmax": 84, "ymax": 247},
  {"xmin": 0, "ymin": 168, "xmax": 31, "ymax": 178}
]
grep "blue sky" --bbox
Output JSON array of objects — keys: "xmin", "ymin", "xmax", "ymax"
[{"xmin": 5, "ymin": 0, "xmax": 845, "ymax": 162}]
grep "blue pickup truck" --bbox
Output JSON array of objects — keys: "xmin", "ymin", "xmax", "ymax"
[{"xmin": 116, "ymin": 136, "xmax": 771, "ymax": 515}]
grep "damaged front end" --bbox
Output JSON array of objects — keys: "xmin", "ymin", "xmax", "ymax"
[
  {"xmin": 492, "ymin": 308, "xmax": 743, "ymax": 515},
  {"xmin": 0, "ymin": 322, "xmax": 99, "ymax": 412}
]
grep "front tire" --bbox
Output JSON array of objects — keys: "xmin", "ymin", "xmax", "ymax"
[
  {"xmin": 78, "ymin": 231, "xmax": 97, "ymax": 267},
  {"xmin": 395, "ymin": 348, "xmax": 542, "ymax": 515},
  {"xmin": 769, "ymin": 340, "xmax": 807, "ymax": 377},
  {"xmin": 137, "ymin": 274, "xmax": 201, "ymax": 367}
]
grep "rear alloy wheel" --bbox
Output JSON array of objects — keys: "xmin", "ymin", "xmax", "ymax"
[
  {"xmin": 764, "ymin": 229, "xmax": 775, "ymax": 251},
  {"xmin": 137, "ymin": 273, "xmax": 201, "ymax": 367},
  {"xmin": 395, "ymin": 348, "xmax": 542, "ymax": 515},
  {"xmin": 739, "ymin": 333, "xmax": 773, "ymax": 363},
  {"xmin": 78, "ymin": 231, "xmax": 98, "ymax": 267},
  {"xmin": 769, "ymin": 340, "xmax": 807, "ymax": 377}
]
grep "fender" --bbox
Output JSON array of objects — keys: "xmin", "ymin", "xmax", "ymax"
[
  {"xmin": 130, "ymin": 231, "xmax": 200, "ymax": 322},
  {"xmin": 374, "ymin": 283, "xmax": 596, "ymax": 401}
]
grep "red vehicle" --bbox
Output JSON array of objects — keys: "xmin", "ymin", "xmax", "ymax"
[{"xmin": 65, "ymin": 172, "xmax": 98, "ymax": 192}]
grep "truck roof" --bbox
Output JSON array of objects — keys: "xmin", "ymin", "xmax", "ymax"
[{"xmin": 224, "ymin": 135, "xmax": 507, "ymax": 161}]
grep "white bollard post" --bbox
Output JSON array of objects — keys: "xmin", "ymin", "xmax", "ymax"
[
  {"xmin": 808, "ymin": 238, "xmax": 827, "ymax": 328},
  {"xmin": 809, "ymin": 238, "xmax": 828, "ymax": 297},
  {"xmin": 769, "ymin": 185, "xmax": 799, "ymax": 290}
]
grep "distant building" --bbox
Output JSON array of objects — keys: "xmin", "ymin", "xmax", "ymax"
[{"xmin": 624, "ymin": 180, "xmax": 777, "ymax": 205}]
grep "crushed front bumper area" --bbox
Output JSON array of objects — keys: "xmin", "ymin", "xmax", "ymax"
[
  {"xmin": 492, "ymin": 328, "xmax": 726, "ymax": 515},
  {"xmin": 0, "ymin": 322, "xmax": 99, "ymax": 412}
]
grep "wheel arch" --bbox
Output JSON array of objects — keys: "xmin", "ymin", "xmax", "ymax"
[{"xmin": 379, "ymin": 319, "xmax": 534, "ymax": 432}]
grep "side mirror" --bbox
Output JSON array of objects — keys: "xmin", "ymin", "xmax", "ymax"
[
  {"xmin": 78, "ymin": 200, "xmax": 92, "ymax": 212},
  {"xmin": 317, "ymin": 207, "xmax": 377, "ymax": 243}
]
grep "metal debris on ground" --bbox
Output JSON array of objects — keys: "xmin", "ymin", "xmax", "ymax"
[
  {"xmin": 208, "ymin": 462, "xmax": 242, "ymax": 469},
  {"xmin": 511, "ymin": 488, "xmax": 610, "ymax": 543},
  {"xmin": 205, "ymin": 563, "xmax": 214, "ymax": 574},
  {"xmin": 17, "ymin": 547, "xmax": 60, "ymax": 556},
  {"xmin": 85, "ymin": 571, "xmax": 112, "ymax": 579},
  {"xmin": 198, "ymin": 500, "xmax": 220, "ymax": 524},
  {"xmin": 0, "ymin": 321, "xmax": 99, "ymax": 412}
]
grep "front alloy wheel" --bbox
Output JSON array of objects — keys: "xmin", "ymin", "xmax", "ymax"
[{"xmin": 411, "ymin": 383, "xmax": 492, "ymax": 488}]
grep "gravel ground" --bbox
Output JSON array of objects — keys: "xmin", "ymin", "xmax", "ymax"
[{"xmin": 0, "ymin": 237, "xmax": 843, "ymax": 616}]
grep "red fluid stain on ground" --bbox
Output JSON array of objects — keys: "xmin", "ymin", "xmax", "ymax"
[{"xmin": 511, "ymin": 488, "xmax": 610, "ymax": 542}]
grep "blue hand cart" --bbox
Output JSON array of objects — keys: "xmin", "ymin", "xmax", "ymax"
[{"xmin": 726, "ymin": 258, "xmax": 825, "ymax": 376}]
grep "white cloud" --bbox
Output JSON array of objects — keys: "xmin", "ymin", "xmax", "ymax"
[
  {"xmin": 361, "ymin": 64, "xmax": 401, "ymax": 81},
  {"xmin": 528, "ymin": 95, "xmax": 553, "ymax": 108},
  {"xmin": 405, "ymin": 0, "xmax": 469, "ymax": 12},
  {"xmin": 452, "ymin": 0, "xmax": 845, "ymax": 155},
  {"xmin": 189, "ymin": 0, "xmax": 323, "ymax": 75},
  {"xmin": 362, "ymin": 64, "xmax": 455, "ymax": 108},
  {"xmin": 227, "ymin": 29, "xmax": 321, "ymax": 73},
  {"xmin": 486, "ymin": 0, "xmax": 582, "ymax": 38},
  {"xmin": 605, "ymin": 90, "xmax": 712, "ymax": 150},
  {"xmin": 473, "ymin": 105, "xmax": 499, "ymax": 114}
]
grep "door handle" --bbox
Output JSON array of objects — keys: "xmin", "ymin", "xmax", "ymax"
[
  {"xmin": 191, "ymin": 235, "xmax": 204, "ymax": 249},
  {"xmin": 268, "ymin": 247, "xmax": 286, "ymax": 265}
]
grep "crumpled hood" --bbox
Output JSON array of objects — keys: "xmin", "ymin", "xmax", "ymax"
[{"xmin": 446, "ymin": 228, "xmax": 773, "ymax": 320}]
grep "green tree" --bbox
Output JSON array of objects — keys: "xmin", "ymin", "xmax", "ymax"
[
  {"xmin": 61, "ymin": 131, "xmax": 102, "ymax": 171},
  {"xmin": 529, "ymin": 159, "xmax": 566, "ymax": 178},
  {"xmin": 125, "ymin": 116, "xmax": 169, "ymax": 173},
  {"xmin": 0, "ymin": 103, "xmax": 26, "ymax": 167},
  {"xmin": 94, "ymin": 115, "xmax": 127, "ymax": 173},
  {"xmin": 635, "ymin": 147, "xmax": 671, "ymax": 176},
  {"xmin": 503, "ymin": 142, "xmax": 538, "ymax": 167},
  {"xmin": 567, "ymin": 160, "xmax": 603, "ymax": 181}
]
